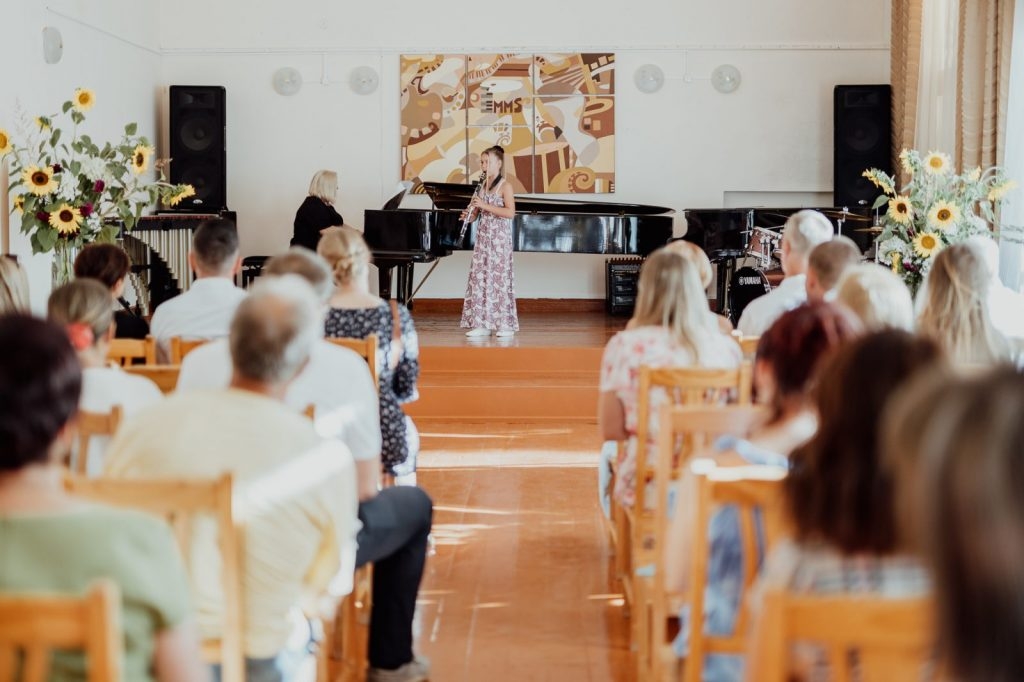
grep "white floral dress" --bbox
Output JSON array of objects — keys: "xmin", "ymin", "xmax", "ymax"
[{"xmin": 461, "ymin": 179, "xmax": 519, "ymax": 331}]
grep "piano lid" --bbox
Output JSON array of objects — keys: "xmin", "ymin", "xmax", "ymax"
[{"xmin": 420, "ymin": 182, "xmax": 674, "ymax": 216}]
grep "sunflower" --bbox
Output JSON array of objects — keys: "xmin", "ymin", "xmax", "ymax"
[
  {"xmin": 966, "ymin": 167, "xmax": 982, "ymax": 183},
  {"xmin": 22, "ymin": 165, "xmax": 58, "ymax": 196},
  {"xmin": 927, "ymin": 201, "xmax": 961, "ymax": 231},
  {"xmin": 913, "ymin": 232, "xmax": 943, "ymax": 259},
  {"xmin": 48, "ymin": 204, "xmax": 82, "ymax": 235},
  {"xmin": 166, "ymin": 185, "xmax": 196, "ymax": 207},
  {"xmin": 131, "ymin": 145, "xmax": 154, "ymax": 174},
  {"xmin": 35, "ymin": 117, "xmax": 50, "ymax": 131},
  {"xmin": 862, "ymin": 170, "xmax": 894, "ymax": 195},
  {"xmin": 72, "ymin": 88, "xmax": 95, "ymax": 112},
  {"xmin": 898, "ymin": 149, "xmax": 913, "ymax": 174},
  {"xmin": 12, "ymin": 195, "xmax": 24, "ymax": 215},
  {"xmin": 989, "ymin": 180, "xmax": 1018, "ymax": 202},
  {"xmin": 886, "ymin": 196, "xmax": 914, "ymax": 224},
  {"xmin": 923, "ymin": 151, "xmax": 952, "ymax": 175},
  {"xmin": 0, "ymin": 128, "xmax": 10, "ymax": 156}
]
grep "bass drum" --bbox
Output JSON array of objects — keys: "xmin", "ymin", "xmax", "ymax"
[{"xmin": 729, "ymin": 266, "xmax": 773, "ymax": 326}]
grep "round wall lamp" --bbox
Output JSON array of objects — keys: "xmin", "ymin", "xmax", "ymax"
[
  {"xmin": 634, "ymin": 64, "xmax": 664, "ymax": 94},
  {"xmin": 272, "ymin": 67, "xmax": 303, "ymax": 96},
  {"xmin": 349, "ymin": 66, "xmax": 380, "ymax": 95},
  {"xmin": 711, "ymin": 64, "xmax": 742, "ymax": 94},
  {"xmin": 42, "ymin": 26, "xmax": 63, "ymax": 64}
]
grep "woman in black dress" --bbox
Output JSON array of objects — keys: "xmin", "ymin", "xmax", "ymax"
[
  {"xmin": 291, "ymin": 169, "xmax": 344, "ymax": 251},
  {"xmin": 73, "ymin": 243, "xmax": 149, "ymax": 339}
]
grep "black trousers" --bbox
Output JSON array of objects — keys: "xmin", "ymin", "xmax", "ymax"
[{"xmin": 355, "ymin": 486, "xmax": 433, "ymax": 670}]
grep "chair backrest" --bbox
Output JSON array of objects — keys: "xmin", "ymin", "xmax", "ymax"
[
  {"xmin": 64, "ymin": 474, "xmax": 244, "ymax": 682},
  {"xmin": 107, "ymin": 337, "xmax": 156, "ymax": 366},
  {"xmin": 681, "ymin": 459, "xmax": 787, "ymax": 682},
  {"xmin": 753, "ymin": 591, "xmax": 933, "ymax": 682},
  {"xmin": 75, "ymin": 406, "xmax": 123, "ymax": 476},
  {"xmin": 123, "ymin": 365, "xmax": 180, "ymax": 394},
  {"xmin": 634, "ymin": 363, "xmax": 753, "ymax": 518},
  {"xmin": 167, "ymin": 337, "xmax": 210, "ymax": 364},
  {"xmin": 0, "ymin": 580, "xmax": 122, "ymax": 682},
  {"xmin": 738, "ymin": 335, "xmax": 760, "ymax": 358},
  {"xmin": 327, "ymin": 334, "xmax": 378, "ymax": 384}
]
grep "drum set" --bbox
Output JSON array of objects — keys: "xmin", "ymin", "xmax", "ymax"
[{"xmin": 711, "ymin": 208, "xmax": 877, "ymax": 325}]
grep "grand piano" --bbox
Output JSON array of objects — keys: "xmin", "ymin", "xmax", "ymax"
[{"xmin": 363, "ymin": 182, "xmax": 674, "ymax": 303}]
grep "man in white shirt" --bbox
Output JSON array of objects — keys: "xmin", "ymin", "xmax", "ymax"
[
  {"xmin": 149, "ymin": 217, "xmax": 247, "ymax": 362},
  {"xmin": 737, "ymin": 210, "xmax": 835, "ymax": 336},
  {"xmin": 106, "ymin": 275, "xmax": 360, "ymax": 681}
]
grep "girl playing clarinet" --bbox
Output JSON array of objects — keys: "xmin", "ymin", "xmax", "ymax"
[{"xmin": 461, "ymin": 145, "xmax": 520, "ymax": 337}]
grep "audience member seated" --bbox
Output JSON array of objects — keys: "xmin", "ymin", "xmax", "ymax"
[
  {"xmin": 149, "ymin": 218, "xmax": 246, "ymax": 362},
  {"xmin": 737, "ymin": 210, "xmax": 834, "ymax": 336},
  {"xmin": 599, "ymin": 248, "xmax": 741, "ymax": 512},
  {"xmin": 48, "ymin": 279, "xmax": 162, "ymax": 475},
  {"xmin": 177, "ymin": 248, "xmax": 382, "ymax": 492},
  {"xmin": 965, "ymin": 234, "xmax": 1024, "ymax": 341},
  {"xmin": 73, "ymin": 243, "xmax": 150, "ymax": 339},
  {"xmin": 917, "ymin": 242, "xmax": 1013, "ymax": 365},
  {"xmin": 746, "ymin": 331, "xmax": 942, "ymax": 681},
  {"xmin": 664, "ymin": 302, "xmax": 861, "ymax": 681},
  {"xmin": 0, "ymin": 255, "xmax": 30, "ymax": 314},
  {"xmin": 319, "ymin": 226, "xmax": 421, "ymax": 480},
  {"xmin": 835, "ymin": 263, "xmax": 915, "ymax": 331},
  {"xmin": 805, "ymin": 236, "xmax": 861, "ymax": 303},
  {"xmin": 0, "ymin": 314, "xmax": 206, "ymax": 682},
  {"xmin": 663, "ymin": 239, "xmax": 734, "ymax": 334},
  {"xmin": 884, "ymin": 366, "xmax": 1024, "ymax": 682},
  {"xmin": 106, "ymin": 276, "xmax": 433, "ymax": 682}
]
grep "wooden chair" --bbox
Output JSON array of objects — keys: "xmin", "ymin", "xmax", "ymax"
[
  {"xmin": 622, "ymin": 364, "xmax": 753, "ymax": 676},
  {"xmin": 0, "ymin": 580, "xmax": 122, "ymax": 682},
  {"xmin": 123, "ymin": 365, "xmax": 180, "ymax": 394},
  {"xmin": 738, "ymin": 335, "xmax": 760, "ymax": 358},
  {"xmin": 167, "ymin": 337, "xmax": 209, "ymax": 364},
  {"xmin": 107, "ymin": 336, "xmax": 156, "ymax": 366},
  {"xmin": 316, "ymin": 565, "xmax": 374, "ymax": 682},
  {"xmin": 751, "ymin": 591, "xmax": 933, "ymax": 682},
  {"xmin": 327, "ymin": 334, "xmax": 378, "ymax": 382},
  {"xmin": 64, "ymin": 474, "xmax": 245, "ymax": 682},
  {"xmin": 75, "ymin": 406, "xmax": 123, "ymax": 475},
  {"xmin": 642, "ymin": 404, "xmax": 773, "ymax": 681}
]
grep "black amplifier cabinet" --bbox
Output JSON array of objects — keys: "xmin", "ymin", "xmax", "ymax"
[{"xmin": 606, "ymin": 257, "xmax": 644, "ymax": 316}]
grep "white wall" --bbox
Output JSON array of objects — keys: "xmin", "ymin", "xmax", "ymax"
[
  {"xmin": 1, "ymin": 1, "xmax": 162, "ymax": 310},
  {"xmin": 8, "ymin": 0, "xmax": 890, "ymax": 302}
]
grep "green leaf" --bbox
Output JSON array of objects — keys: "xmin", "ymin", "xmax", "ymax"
[
  {"xmin": 71, "ymin": 111, "xmax": 84, "ymax": 125},
  {"xmin": 70, "ymin": 161, "xmax": 81, "ymax": 176},
  {"xmin": 36, "ymin": 227, "xmax": 58, "ymax": 252},
  {"xmin": 49, "ymin": 128, "xmax": 61, "ymax": 147},
  {"xmin": 124, "ymin": 122, "xmax": 138, "ymax": 136},
  {"xmin": 62, "ymin": 101, "xmax": 73, "ymax": 114},
  {"xmin": 872, "ymin": 195, "xmax": 889, "ymax": 210}
]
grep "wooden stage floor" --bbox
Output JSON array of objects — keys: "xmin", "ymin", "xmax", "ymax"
[{"xmin": 413, "ymin": 309, "xmax": 627, "ymax": 349}]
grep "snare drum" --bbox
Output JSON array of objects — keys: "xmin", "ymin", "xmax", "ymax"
[
  {"xmin": 745, "ymin": 226, "xmax": 783, "ymax": 269},
  {"xmin": 728, "ymin": 266, "xmax": 773, "ymax": 325}
]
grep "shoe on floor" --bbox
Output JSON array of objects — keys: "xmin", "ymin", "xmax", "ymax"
[
  {"xmin": 465, "ymin": 328, "xmax": 491, "ymax": 337},
  {"xmin": 367, "ymin": 656, "xmax": 430, "ymax": 682},
  {"xmin": 495, "ymin": 329, "xmax": 516, "ymax": 337}
]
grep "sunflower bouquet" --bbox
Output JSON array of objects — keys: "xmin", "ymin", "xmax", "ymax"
[
  {"xmin": 863, "ymin": 149, "xmax": 1016, "ymax": 294},
  {"xmin": 0, "ymin": 88, "xmax": 195, "ymax": 262}
]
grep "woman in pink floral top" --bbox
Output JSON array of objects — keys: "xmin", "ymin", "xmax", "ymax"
[
  {"xmin": 461, "ymin": 145, "xmax": 519, "ymax": 338},
  {"xmin": 599, "ymin": 248, "xmax": 742, "ymax": 507}
]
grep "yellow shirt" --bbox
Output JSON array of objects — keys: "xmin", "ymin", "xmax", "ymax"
[{"xmin": 105, "ymin": 388, "xmax": 359, "ymax": 658}]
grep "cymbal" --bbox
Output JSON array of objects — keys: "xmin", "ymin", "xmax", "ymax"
[
  {"xmin": 818, "ymin": 209, "xmax": 873, "ymax": 223},
  {"xmin": 853, "ymin": 226, "xmax": 884, "ymax": 233}
]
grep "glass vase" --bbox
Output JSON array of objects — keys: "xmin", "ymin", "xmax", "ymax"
[{"xmin": 51, "ymin": 240, "xmax": 78, "ymax": 289}]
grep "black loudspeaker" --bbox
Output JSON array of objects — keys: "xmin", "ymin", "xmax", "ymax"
[
  {"xmin": 833, "ymin": 84, "xmax": 892, "ymax": 208},
  {"xmin": 169, "ymin": 85, "xmax": 227, "ymax": 212}
]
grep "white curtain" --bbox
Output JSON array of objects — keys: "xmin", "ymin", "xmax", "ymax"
[
  {"xmin": 998, "ymin": 6, "xmax": 1024, "ymax": 290},
  {"xmin": 914, "ymin": 0, "xmax": 960, "ymax": 155}
]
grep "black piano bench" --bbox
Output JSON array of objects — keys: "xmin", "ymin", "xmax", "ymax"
[{"xmin": 241, "ymin": 256, "xmax": 269, "ymax": 289}]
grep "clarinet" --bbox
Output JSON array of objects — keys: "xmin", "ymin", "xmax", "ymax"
[{"xmin": 457, "ymin": 173, "xmax": 487, "ymax": 247}]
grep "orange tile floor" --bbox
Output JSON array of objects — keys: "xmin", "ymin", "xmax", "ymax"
[{"xmin": 413, "ymin": 421, "xmax": 633, "ymax": 681}]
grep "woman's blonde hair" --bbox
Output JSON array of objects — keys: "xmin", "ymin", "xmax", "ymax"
[
  {"xmin": 918, "ymin": 243, "xmax": 1009, "ymax": 365},
  {"xmin": 836, "ymin": 264, "xmax": 914, "ymax": 332},
  {"xmin": 663, "ymin": 240, "xmax": 713, "ymax": 289},
  {"xmin": 0, "ymin": 257, "xmax": 30, "ymax": 314},
  {"xmin": 631, "ymin": 248, "xmax": 717, "ymax": 361},
  {"xmin": 308, "ymin": 170, "xmax": 339, "ymax": 204},
  {"xmin": 317, "ymin": 225, "xmax": 371, "ymax": 286},
  {"xmin": 47, "ymin": 278, "xmax": 113, "ymax": 348}
]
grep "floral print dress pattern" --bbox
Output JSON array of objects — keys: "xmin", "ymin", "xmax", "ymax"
[
  {"xmin": 461, "ymin": 179, "xmax": 519, "ymax": 331},
  {"xmin": 324, "ymin": 301, "xmax": 420, "ymax": 474}
]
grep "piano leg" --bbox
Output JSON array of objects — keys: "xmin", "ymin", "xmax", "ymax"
[
  {"xmin": 395, "ymin": 263, "xmax": 415, "ymax": 309},
  {"xmin": 377, "ymin": 265, "xmax": 394, "ymax": 300}
]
